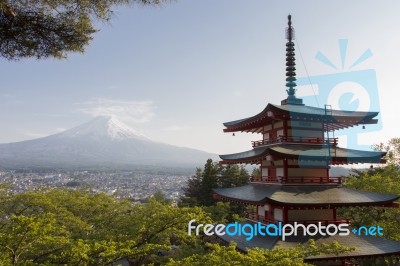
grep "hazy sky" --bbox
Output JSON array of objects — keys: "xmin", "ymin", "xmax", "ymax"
[{"xmin": 1, "ymin": 0, "xmax": 399, "ymax": 155}]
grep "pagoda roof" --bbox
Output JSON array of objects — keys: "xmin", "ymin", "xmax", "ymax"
[
  {"xmin": 218, "ymin": 224, "xmax": 400, "ymax": 261},
  {"xmin": 213, "ymin": 184, "xmax": 399, "ymax": 206},
  {"xmin": 223, "ymin": 103, "xmax": 379, "ymax": 133},
  {"xmin": 219, "ymin": 144, "xmax": 386, "ymax": 165}
]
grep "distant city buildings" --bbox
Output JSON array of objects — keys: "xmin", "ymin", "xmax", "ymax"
[{"xmin": 0, "ymin": 170, "xmax": 189, "ymax": 202}]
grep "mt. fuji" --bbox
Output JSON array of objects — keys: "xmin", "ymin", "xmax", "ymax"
[
  {"xmin": 0, "ymin": 116, "xmax": 216, "ymax": 170},
  {"xmin": 55, "ymin": 116, "xmax": 151, "ymax": 141}
]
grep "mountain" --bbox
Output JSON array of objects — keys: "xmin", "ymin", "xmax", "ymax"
[{"xmin": 0, "ymin": 116, "xmax": 217, "ymax": 170}]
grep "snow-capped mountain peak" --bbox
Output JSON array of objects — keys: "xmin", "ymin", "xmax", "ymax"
[
  {"xmin": 0, "ymin": 116, "xmax": 217, "ymax": 169},
  {"xmin": 56, "ymin": 116, "xmax": 150, "ymax": 141}
]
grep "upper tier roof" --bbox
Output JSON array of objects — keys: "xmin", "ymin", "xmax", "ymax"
[
  {"xmin": 213, "ymin": 183, "xmax": 399, "ymax": 206},
  {"xmin": 223, "ymin": 103, "xmax": 379, "ymax": 133},
  {"xmin": 219, "ymin": 144, "xmax": 386, "ymax": 165}
]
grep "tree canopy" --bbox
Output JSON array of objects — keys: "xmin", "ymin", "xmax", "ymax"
[
  {"xmin": 0, "ymin": 188, "xmax": 210, "ymax": 265},
  {"xmin": 167, "ymin": 241, "xmax": 353, "ymax": 266},
  {"xmin": 181, "ymin": 159, "xmax": 249, "ymax": 207},
  {"xmin": 0, "ymin": 0, "xmax": 165, "ymax": 60},
  {"xmin": 341, "ymin": 164, "xmax": 400, "ymax": 241},
  {"xmin": 373, "ymin": 137, "xmax": 400, "ymax": 165}
]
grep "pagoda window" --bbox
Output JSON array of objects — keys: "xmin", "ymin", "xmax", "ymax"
[
  {"xmin": 274, "ymin": 121, "xmax": 284, "ymax": 129},
  {"xmin": 288, "ymin": 129, "xmax": 323, "ymax": 139},
  {"xmin": 287, "ymin": 168, "xmax": 328, "ymax": 178},
  {"xmin": 274, "ymin": 208, "xmax": 283, "ymax": 221},
  {"xmin": 257, "ymin": 205, "xmax": 265, "ymax": 217},
  {"xmin": 277, "ymin": 129, "xmax": 284, "ymax": 138},
  {"xmin": 276, "ymin": 168, "xmax": 284, "ymax": 177},
  {"xmin": 263, "ymin": 132, "xmax": 270, "ymax": 141},
  {"xmin": 263, "ymin": 125, "xmax": 272, "ymax": 131},
  {"xmin": 261, "ymin": 167, "xmax": 268, "ymax": 177},
  {"xmin": 287, "ymin": 209, "xmax": 334, "ymax": 222},
  {"xmin": 261, "ymin": 160, "xmax": 271, "ymax": 167},
  {"xmin": 287, "ymin": 121, "xmax": 324, "ymax": 140}
]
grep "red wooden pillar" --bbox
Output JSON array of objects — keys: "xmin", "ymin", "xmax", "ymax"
[
  {"xmin": 284, "ymin": 158, "xmax": 288, "ymax": 178},
  {"xmin": 283, "ymin": 207, "xmax": 288, "ymax": 223},
  {"xmin": 283, "ymin": 119, "xmax": 288, "ymax": 137}
]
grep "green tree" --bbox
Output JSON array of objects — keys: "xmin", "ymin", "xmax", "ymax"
[
  {"xmin": 341, "ymin": 164, "xmax": 400, "ymax": 241},
  {"xmin": 0, "ymin": 188, "xmax": 211, "ymax": 265},
  {"xmin": 166, "ymin": 240, "xmax": 353, "ymax": 266},
  {"xmin": 198, "ymin": 159, "xmax": 220, "ymax": 206},
  {"xmin": 0, "ymin": 0, "xmax": 166, "ymax": 60},
  {"xmin": 182, "ymin": 159, "xmax": 250, "ymax": 207},
  {"xmin": 219, "ymin": 164, "xmax": 249, "ymax": 188},
  {"xmin": 373, "ymin": 137, "xmax": 400, "ymax": 165},
  {"xmin": 181, "ymin": 159, "xmax": 220, "ymax": 207}
]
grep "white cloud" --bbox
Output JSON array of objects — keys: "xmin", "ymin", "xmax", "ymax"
[
  {"xmin": 163, "ymin": 125, "xmax": 189, "ymax": 131},
  {"xmin": 76, "ymin": 98, "xmax": 156, "ymax": 123}
]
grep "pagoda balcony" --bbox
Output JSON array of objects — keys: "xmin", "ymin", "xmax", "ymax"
[
  {"xmin": 285, "ymin": 217, "xmax": 350, "ymax": 226},
  {"xmin": 245, "ymin": 212, "xmax": 275, "ymax": 224},
  {"xmin": 250, "ymin": 175, "xmax": 343, "ymax": 185},
  {"xmin": 245, "ymin": 212, "xmax": 350, "ymax": 226},
  {"xmin": 251, "ymin": 136, "xmax": 338, "ymax": 147}
]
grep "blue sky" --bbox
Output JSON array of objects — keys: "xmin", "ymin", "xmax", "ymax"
[{"xmin": 1, "ymin": 0, "xmax": 399, "ymax": 154}]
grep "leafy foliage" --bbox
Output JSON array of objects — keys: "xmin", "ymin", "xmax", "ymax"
[
  {"xmin": 373, "ymin": 137, "xmax": 400, "ymax": 165},
  {"xmin": 0, "ymin": 0, "xmax": 166, "ymax": 59},
  {"xmin": 0, "ymin": 188, "xmax": 210, "ymax": 265},
  {"xmin": 341, "ymin": 164, "xmax": 400, "ymax": 241},
  {"xmin": 180, "ymin": 159, "xmax": 249, "ymax": 223},
  {"xmin": 181, "ymin": 159, "xmax": 249, "ymax": 207},
  {"xmin": 166, "ymin": 240, "xmax": 353, "ymax": 266}
]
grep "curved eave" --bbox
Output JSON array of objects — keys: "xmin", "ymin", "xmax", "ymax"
[
  {"xmin": 213, "ymin": 184, "xmax": 400, "ymax": 207},
  {"xmin": 269, "ymin": 104, "xmax": 379, "ymax": 117},
  {"xmin": 269, "ymin": 145, "xmax": 386, "ymax": 164},
  {"xmin": 219, "ymin": 147, "xmax": 269, "ymax": 164},
  {"xmin": 222, "ymin": 103, "xmax": 379, "ymax": 133},
  {"xmin": 223, "ymin": 105, "xmax": 273, "ymax": 133},
  {"xmin": 219, "ymin": 145, "xmax": 386, "ymax": 165}
]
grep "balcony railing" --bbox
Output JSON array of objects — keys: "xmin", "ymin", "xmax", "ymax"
[
  {"xmin": 245, "ymin": 212, "xmax": 275, "ymax": 224},
  {"xmin": 250, "ymin": 176, "xmax": 280, "ymax": 183},
  {"xmin": 252, "ymin": 136, "xmax": 338, "ymax": 147},
  {"xmin": 250, "ymin": 176, "xmax": 343, "ymax": 184}
]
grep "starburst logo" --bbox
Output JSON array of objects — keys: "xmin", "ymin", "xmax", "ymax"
[
  {"xmin": 296, "ymin": 39, "xmax": 382, "ymax": 150},
  {"xmin": 315, "ymin": 39, "xmax": 372, "ymax": 70}
]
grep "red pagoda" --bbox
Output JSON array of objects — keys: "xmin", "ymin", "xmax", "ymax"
[{"xmin": 213, "ymin": 15, "xmax": 400, "ymax": 265}]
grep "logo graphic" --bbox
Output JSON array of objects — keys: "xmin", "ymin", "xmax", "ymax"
[
  {"xmin": 296, "ymin": 39, "xmax": 382, "ymax": 150},
  {"xmin": 188, "ymin": 220, "xmax": 383, "ymax": 241}
]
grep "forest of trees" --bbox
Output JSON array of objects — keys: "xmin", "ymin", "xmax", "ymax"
[
  {"xmin": 1, "ymin": 138, "xmax": 400, "ymax": 265},
  {"xmin": 0, "ymin": 158, "xmax": 357, "ymax": 266}
]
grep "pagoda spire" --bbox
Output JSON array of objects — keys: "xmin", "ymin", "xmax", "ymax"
[{"xmin": 282, "ymin": 15, "xmax": 303, "ymax": 105}]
